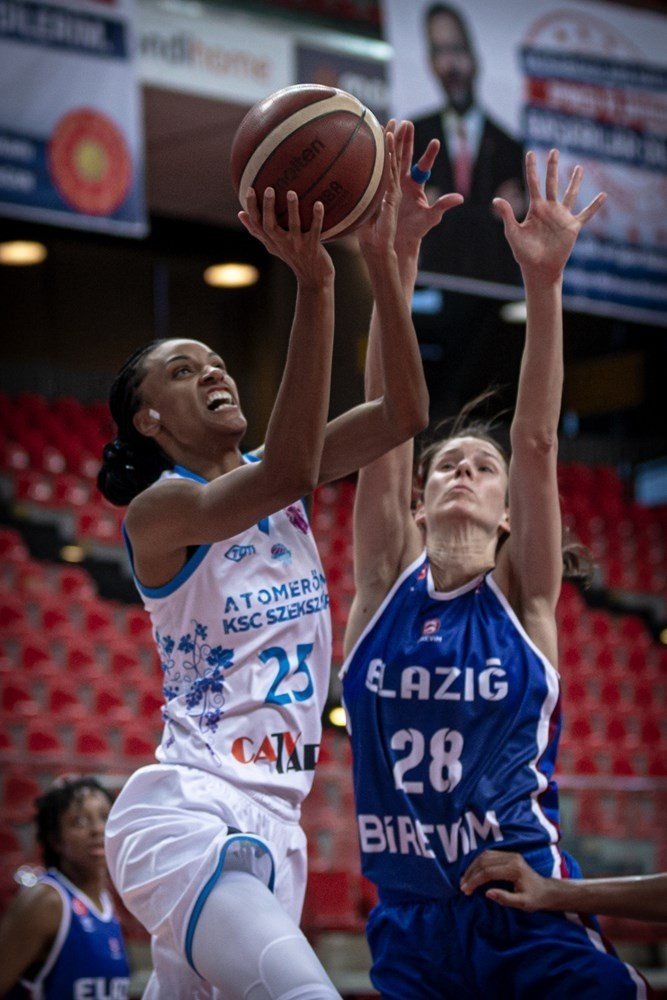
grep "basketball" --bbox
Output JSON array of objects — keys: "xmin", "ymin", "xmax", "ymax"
[{"xmin": 230, "ymin": 84, "xmax": 388, "ymax": 242}]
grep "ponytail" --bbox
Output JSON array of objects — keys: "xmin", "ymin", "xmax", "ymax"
[{"xmin": 97, "ymin": 340, "xmax": 172, "ymax": 506}]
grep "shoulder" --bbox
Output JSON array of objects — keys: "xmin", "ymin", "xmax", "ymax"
[
  {"xmin": 125, "ymin": 475, "xmax": 200, "ymax": 528},
  {"xmin": 4, "ymin": 881, "xmax": 63, "ymax": 937}
]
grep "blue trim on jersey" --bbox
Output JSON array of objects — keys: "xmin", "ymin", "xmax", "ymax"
[
  {"xmin": 242, "ymin": 453, "xmax": 270, "ymax": 533},
  {"xmin": 23, "ymin": 870, "xmax": 129, "ymax": 999},
  {"xmin": 184, "ymin": 834, "xmax": 276, "ymax": 976},
  {"xmin": 122, "ymin": 521, "xmax": 212, "ymax": 599},
  {"xmin": 173, "ymin": 463, "xmax": 207, "ymax": 484}
]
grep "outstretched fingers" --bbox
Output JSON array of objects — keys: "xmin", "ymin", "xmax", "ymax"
[
  {"xmin": 576, "ymin": 190, "xmax": 607, "ymax": 226},
  {"xmin": 308, "ymin": 199, "xmax": 325, "ymax": 243},
  {"xmin": 492, "ymin": 196, "xmax": 519, "ymax": 234},
  {"xmin": 545, "ymin": 147, "xmax": 559, "ymax": 201},
  {"xmin": 262, "ymin": 187, "xmax": 278, "ymax": 233},
  {"xmin": 431, "ymin": 191, "xmax": 464, "ymax": 217},
  {"xmin": 524, "ymin": 149, "xmax": 542, "ymax": 204},
  {"xmin": 561, "ymin": 163, "xmax": 583, "ymax": 210}
]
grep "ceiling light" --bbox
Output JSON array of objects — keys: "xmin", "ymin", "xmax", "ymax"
[
  {"xmin": 328, "ymin": 705, "xmax": 347, "ymax": 728},
  {"xmin": 60, "ymin": 544, "xmax": 85, "ymax": 563},
  {"xmin": 203, "ymin": 263, "xmax": 259, "ymax": 288},
  {"xmin": 0, "ymin": 241, "xmax": 47, "ymax": 265},
  {"xmin": 499, "ymin": 300, "xmax": 527, "ymax": 324}
]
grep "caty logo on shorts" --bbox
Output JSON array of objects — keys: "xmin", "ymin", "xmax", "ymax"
[{"xmin": 231, "ymin": 731, "xmax": 319, "ymax": 772}]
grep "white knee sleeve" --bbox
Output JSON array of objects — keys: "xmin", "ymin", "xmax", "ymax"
[{"xmin": 191, "ymin": 870, "xmax": 341, "ymax": 1000}]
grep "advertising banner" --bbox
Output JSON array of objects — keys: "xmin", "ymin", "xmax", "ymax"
[
  {"xmin": 137, "ymin": 0, "xmax": 292, "ymax": 104},
  {"xmin": 0, "ymin": 0, "xmax": 147, "ymax": 235},
  {"xmin": 381, "ymin": 0, "xmax": 667, "ymax": 325}
]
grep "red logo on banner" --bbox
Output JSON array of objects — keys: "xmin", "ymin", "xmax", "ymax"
[{"xmin": 48, "ymin": 108, "xmax": 132, "ymax": 216}]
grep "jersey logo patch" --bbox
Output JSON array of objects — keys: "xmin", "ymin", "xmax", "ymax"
[
  {"xmin": 225, "ymin": 544, "xmax": 256, "ymax": 562},
  {"xmin": 271, "ymin": 543, "xmax": 292, "ymax": 564},
  {"xmin": 422, "ymin": 618, "xmax": 440, "ymax": 635},
  {"xmin": 72, "ymin": 897, "xmax": 88, "ymax": 917},
  {"xmin": 286, "ymin": 504, "xmax": 309, "ymax": 534}
]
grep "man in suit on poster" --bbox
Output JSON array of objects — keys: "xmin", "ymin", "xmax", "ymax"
[{"xmin": 413, "ymin": 2, "xmax": 526, "ymax": 285}]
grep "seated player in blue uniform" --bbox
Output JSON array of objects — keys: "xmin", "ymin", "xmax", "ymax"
[
  {"xmin": 341, "ymin": 150, "xmax": 650, "ymax": 997},
  {"xmin": 0, "ymin": 775, "xmax": 130, "ymax": 999}
]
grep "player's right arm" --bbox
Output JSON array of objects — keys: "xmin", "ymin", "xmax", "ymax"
[
  {"xmin": 0, "ymin": 884, "xmax": 62, "ymax": 995},
  {"xmin": 126, "ymin": 190, "xmax": 335, "ymax": 558},
  {"xmin": 344, "ymin": 124, "xmax": 462, "ymax": 653}
]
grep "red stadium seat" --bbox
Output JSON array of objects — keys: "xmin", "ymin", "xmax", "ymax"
[
  {"xmin": 54, "ymin": 565, "xmax": 97, "ymax": 600},
  {"xmin": 123, "ymin": 607, "xmax": 153, "ymax": 641},
  {"xmin": 62, "ymin": 637, "xmax": 104, "ymax": 679},
  {"xmin": 47, "ymin": 681, "xmax": 88, "ymax": 720},
  {"xmin": 2, "ymin": 678, "xmax": 34, "ymax": 712},
  {"xmin": 639, "ymin": 718, "xmax": 662, "ymax": 746},
  {"xmin": 0, "ymin": 595, "xmax": 27, "ymax": 630},
  {"xmin": 302, "ymin": 870, "xmax": 363, "ymax": 933},
  {"xmin": 26, "ymin": 724, "xmax": 65, "ymax": 761},
  {"xmin": 109, "ymin": 643, "xmax": 144, "ymax": 679},
  {"xmin": 14, "ymin": 634, "xmax": 59, "ymax": 676},
  {"xmin": 572, "ymin": 751, "xmax": 600, "ymax": 775},
  {"xmin": 138, "ymin": 690, "xmax": 164, "ymax": 721},
  {"xmin": 93, "ymin": 689, "xmax": 134, "ymax": 726},
  {"xmin": 648, "ymin": 753, "xmax": 667, "ymax": 777},
  {"xmin": 122, "ymin": 733, "xmax": 156, "ymax": 761},
  {"xmin": 4, "ymin": 770, "xmax": 42, "ymax": 819},
  {"xmin": 74, "ymin": 727, "xmax": 112, "ymax": 763}
]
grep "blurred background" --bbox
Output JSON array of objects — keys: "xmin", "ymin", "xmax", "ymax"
[{"xmin": 0, "ymin": 0, "xmax": 665, "ymax": 995}]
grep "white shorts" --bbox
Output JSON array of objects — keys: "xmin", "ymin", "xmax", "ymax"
[{"xmin": 105, "ymin": 764, "xmax": 308, "ymax": 993}]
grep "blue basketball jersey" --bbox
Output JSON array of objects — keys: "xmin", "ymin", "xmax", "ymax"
[
  {"xmin": 341, "ymin": 553, "xmax": 563, "ymax": 901},
  {"xmin": 20, "ymin": 870, "xmax": 130, "ymax": 999}
]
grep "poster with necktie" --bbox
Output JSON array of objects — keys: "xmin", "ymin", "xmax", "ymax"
[{"xmin": 381, "ymin": 0, "xmax": 667, "ymax": 326}]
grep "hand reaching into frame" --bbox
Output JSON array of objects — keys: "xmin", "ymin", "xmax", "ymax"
[
  {"xmin": 356, "ymin": 128, "xmax": 402, "ymax": 259},
  {"xmin": 493, "ymin": 148, "xmax": 606, "ymax": 283},
  {"xmin": 394, "ymin": 119, "xmax": 464, "ymax": 254},
  {"xmin": 460, "ymin": 850, "xmax": 554, "ymax": 912}
]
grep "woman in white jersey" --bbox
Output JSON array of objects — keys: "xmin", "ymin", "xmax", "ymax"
[{"xmin": 97, "ymin": 124, "xmax": 460, "ymax": 1000}]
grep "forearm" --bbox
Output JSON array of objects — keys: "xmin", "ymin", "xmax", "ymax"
[
  {"xmin": 542, "ymin": 874, "xmax": 667, "ymax": 922},
  {"xmin": 264, "ymin": 279, "xmax": 335, "ymax": 485},
  {"xmin": 363, "ymin": 247, "xmax": 428, "ymax": 428},
  {"xmin": 512, "ymin": 275, "xmax": 563, "ymax": 447}
]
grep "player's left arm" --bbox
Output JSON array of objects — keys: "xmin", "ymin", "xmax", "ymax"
[
  {"xmin": 317, "ymin": 121, "xmax": 462, "ymax": 486},
  {"xmin": 494, "ymin": 150, "xmax": 605, "ymax": 659}
]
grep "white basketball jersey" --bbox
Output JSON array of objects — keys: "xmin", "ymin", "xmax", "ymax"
[{"xmin": 124, "ymin": 463, "xmax": 332, "ymax": 810}]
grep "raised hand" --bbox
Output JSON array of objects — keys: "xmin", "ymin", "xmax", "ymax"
[
  {"xmin": 395, "ymin": 119, "xmax": 463, "ymax": 253},
  {"xmin": 238, "ymin": 187, "xmax": 334, "ymax": 285},
  {"xmin": 493, "ymin": 148, "xmax": 606, "ymax": 282},
  {"xmin": 356, "ymin": 128, "xmax": 402, "ymax": 258}
]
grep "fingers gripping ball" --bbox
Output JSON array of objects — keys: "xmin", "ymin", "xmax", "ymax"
[{"xmin": 230, "ymin": 84, "xmax": 388, "ymax": 241}]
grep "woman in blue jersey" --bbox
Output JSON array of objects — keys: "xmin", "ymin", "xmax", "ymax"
[
  {"xmin": 342, "ymin": 151, "xmax": 647, "ymax": 998},
  {"xmin": 96, "ymin": 127, "xmax": 460, "ymax": 999},
  {"xmin": 0, "ymin": 776, "xmax": 130, "ymax": 999}
]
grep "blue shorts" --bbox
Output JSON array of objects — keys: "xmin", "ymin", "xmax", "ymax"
[{"xmin": 367, "ymin": 860, "xmax": 649, "ymax": 999}]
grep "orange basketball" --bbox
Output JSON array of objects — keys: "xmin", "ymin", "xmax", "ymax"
[{"xmin": 230, "ymin": 84, "xmax": 388, "ymax": 241}]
